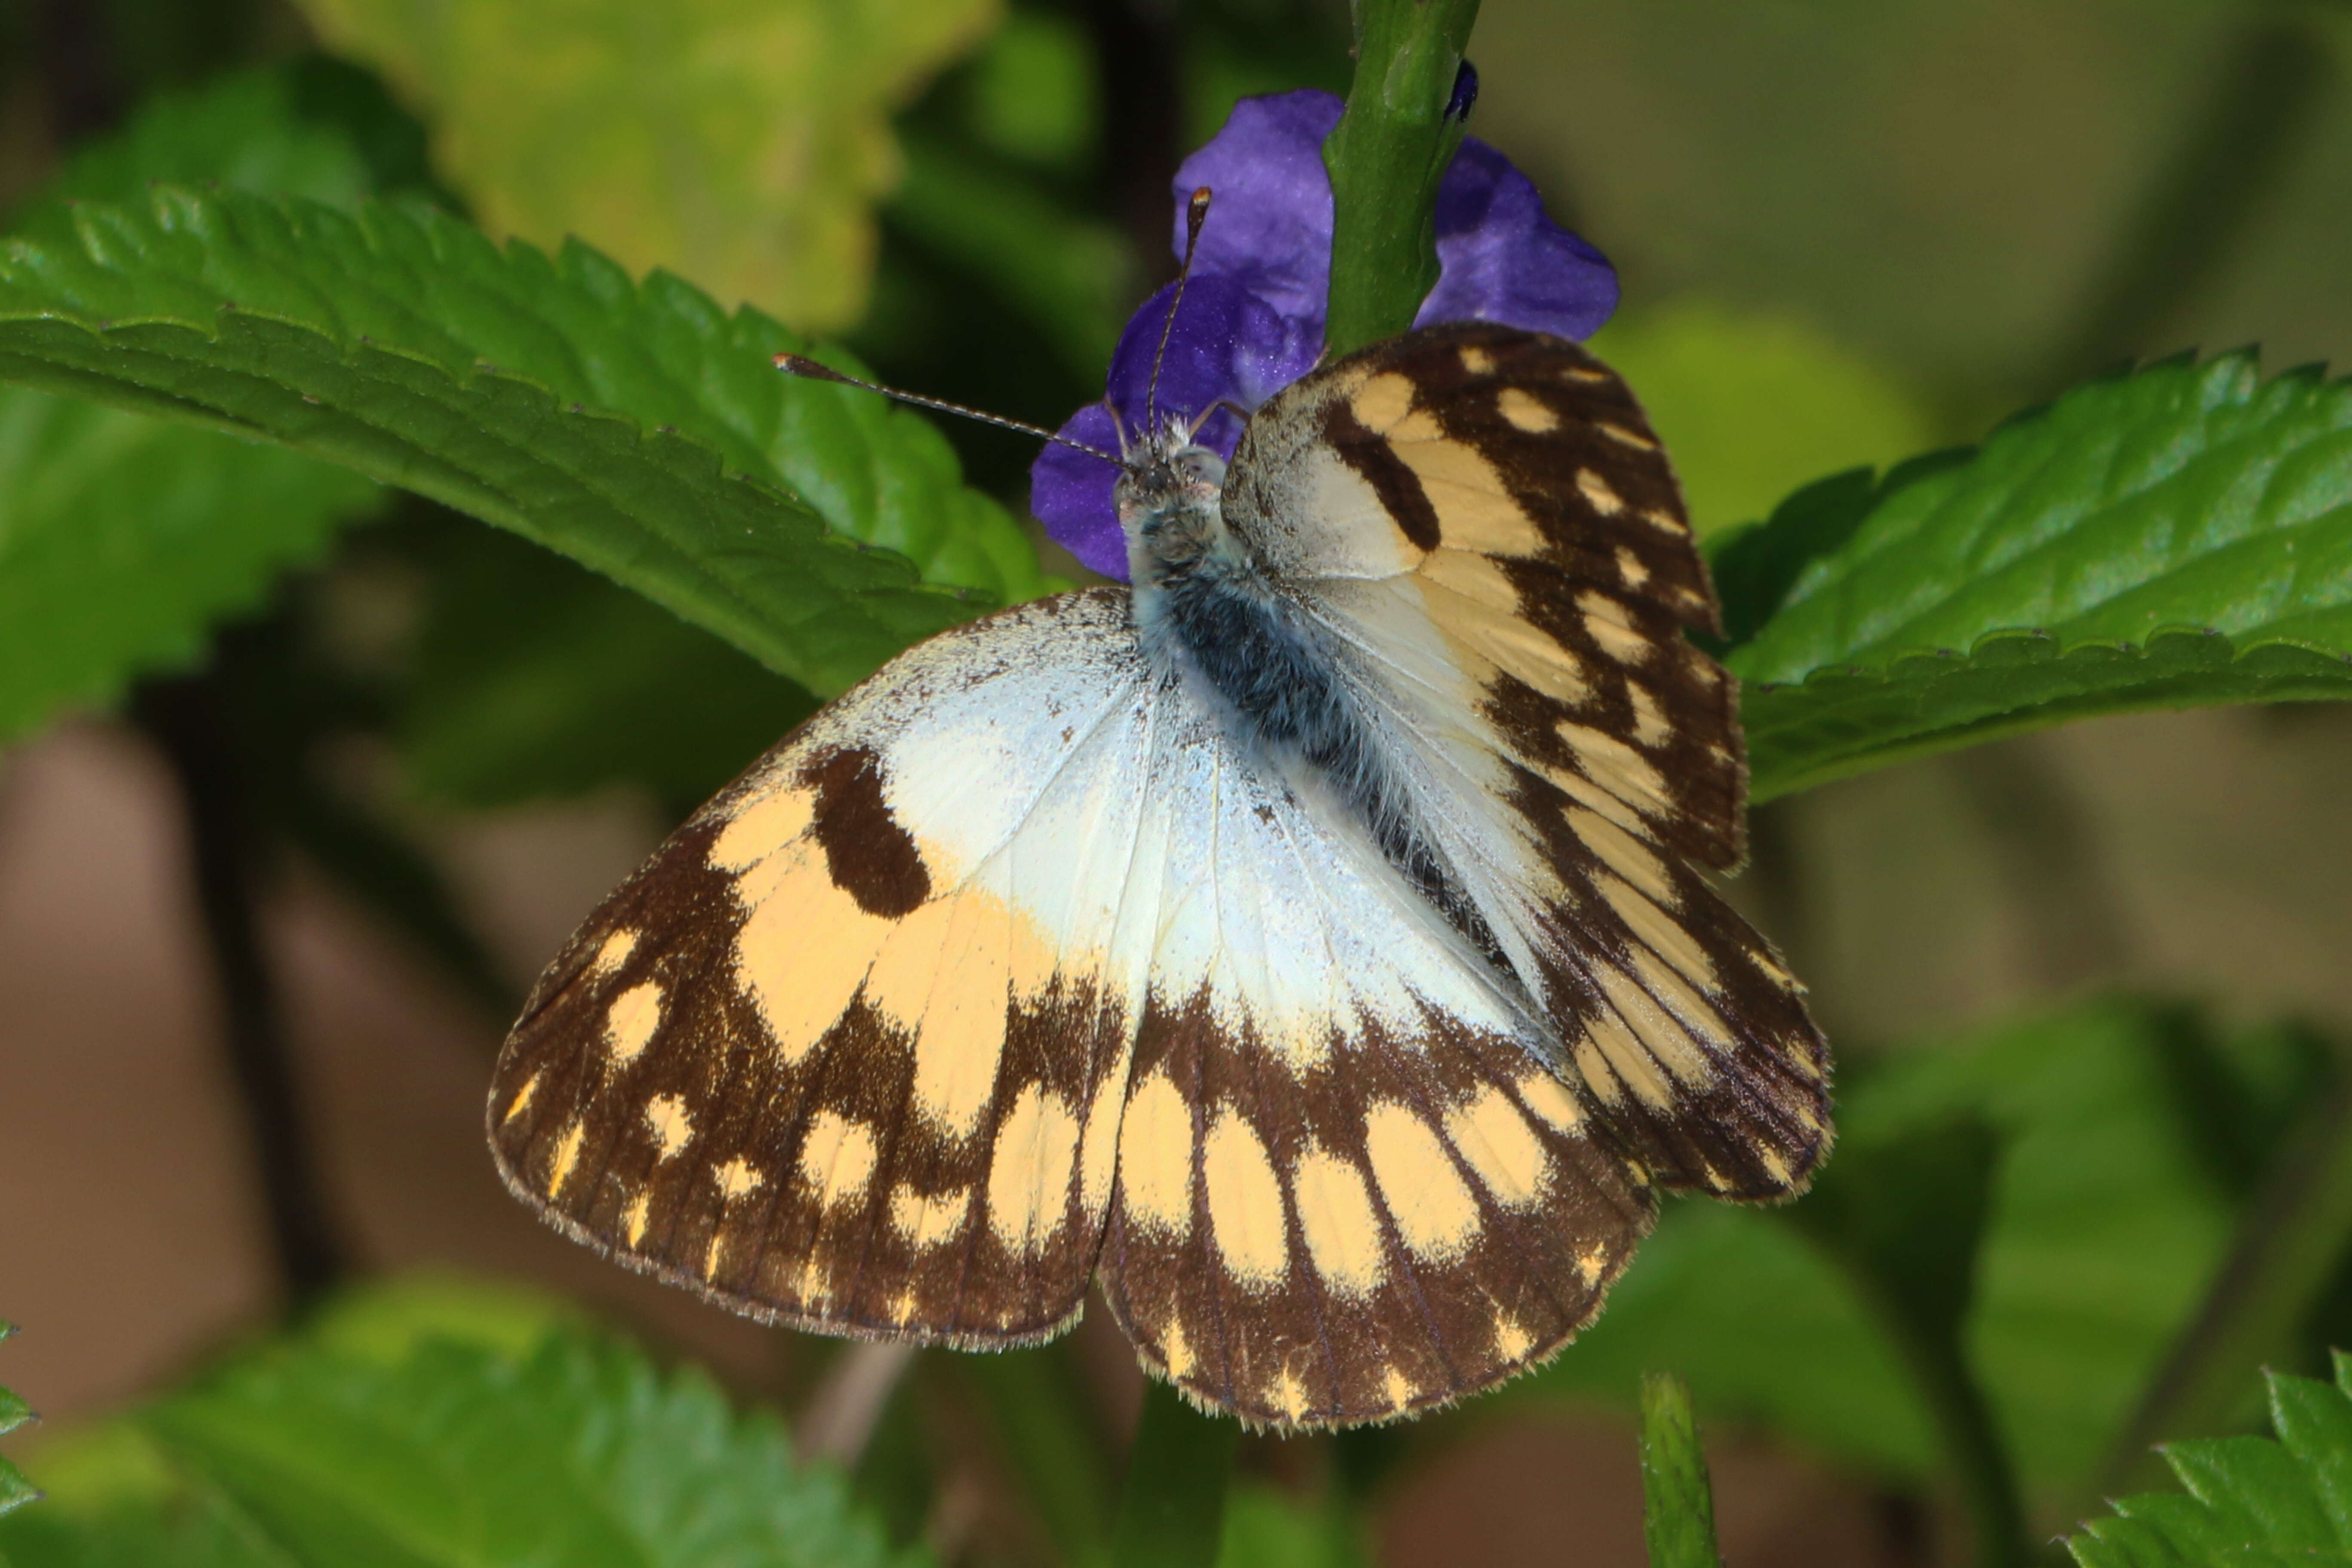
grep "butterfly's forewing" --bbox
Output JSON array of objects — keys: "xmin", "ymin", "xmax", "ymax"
[
  {"xmin": 1089, "ymin": 677, "xmax": 1654, "ymax": 1427},
  {"xmin": 490, "ymin": 591, "xmax": 1159, "ymax": 1344},
  {"xmin": 1225, "ymin": 322, "xmax": 1831, "ymax": 1202}
]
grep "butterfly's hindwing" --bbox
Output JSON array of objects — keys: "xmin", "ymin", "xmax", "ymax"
[
  {"xmin": 1103, "ymin": 993, "xmax": 1652, "ymax": 1428},
  {"xmin": 1080, "ymin": 686, "xmax": 1656, "ymax": 1427},
  {"xmin": 1512, "ymin": 770, "xmax": 1831, "ymax": 1198}
]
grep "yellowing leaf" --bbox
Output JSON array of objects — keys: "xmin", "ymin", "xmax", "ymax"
[{"xmin": 291, "ymin": 0, "xmax": 1003, "ymax": 331}]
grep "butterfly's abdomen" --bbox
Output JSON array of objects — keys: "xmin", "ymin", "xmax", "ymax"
[
  {"xmin": 1139, "ymin": 526, "xmax": 1371, "ymax": 797},
  {"xmin": 1159, "ymin": 558, "xmax": 1358, "ymax": 779}
]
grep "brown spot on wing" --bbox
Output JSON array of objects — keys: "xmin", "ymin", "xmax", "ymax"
[
  {"xmin": 801, "ymin": 746, "xmax": 931, "ymax": 917},
  {"xmin": 1320, "ymin": 389, "xmax": 1443, "ymax": 552},
  {"xmin": 1101, "ymin": 986, "xmax": 1653, "ymax": 1429}
]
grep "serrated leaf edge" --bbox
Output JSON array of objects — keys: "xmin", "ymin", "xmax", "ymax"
[
  {"xmin": 1742, "ymin": 351, "xmax": 2350, "ymax": 686},
  {"xmin": 1743, "ymin": 619, "xmax": 2352, "ymax": 695},
  {"xmin": 0, "ymin": 184, "xmax": 1036, "ymax": 683}
]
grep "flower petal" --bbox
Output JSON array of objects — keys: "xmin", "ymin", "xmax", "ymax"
[
  {"xmin": 1169, "ymin": 90, "xmax": 1344, "ymax": 321},
  {"xmin": 1102, "ymin": 275, "xmax": 1322, "ymax": 438},
  {"xmin": 1029, "ymin": 403, "xmax": 1127, "ymax": 580},
  {"xmin": 1035, "ymin": 89, "xmax": 1618, "ymax": 581},
  {"xmin": 1032, "ymin": 276, "xmax": 1320, "ymax": 580},
  {"xmin": 1419, "ymin": 137, "xmax": 1618, "ymax": 339}
]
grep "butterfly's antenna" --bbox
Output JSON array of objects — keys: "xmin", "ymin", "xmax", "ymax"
[
  {"xmin": 1187, "ymin": 398, "xmax": 1251, "ymax": 439},
  {"xmin": 775, "ymin": 353, "xmax": 1117, "ymax": 462},
  {"xmin": 1145, "ymin": 186, "xmax": 1213, "ymax": 434},
  {"xmin": 1102, "ymin": 393, "xmax": 1135, "ymax": 459}
]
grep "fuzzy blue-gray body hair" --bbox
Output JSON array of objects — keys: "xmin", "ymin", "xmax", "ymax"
[{"xmin": 1118, "ymin": 425, "xmax": 1502, "ymax": 965}]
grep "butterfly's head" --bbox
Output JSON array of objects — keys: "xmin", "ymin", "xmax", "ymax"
[{"xmin": 1114, "ymin": 418, "xmax": 1230, "ymax": 584}]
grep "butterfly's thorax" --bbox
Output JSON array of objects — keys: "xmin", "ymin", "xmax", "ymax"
[
  {"xmin": 1119, "ymin": 429, "xmax": 1505, "ymax": 968},
  {"xmin": 1124, "ymin": 443, "xmax": 1353, "ymax": 777}
]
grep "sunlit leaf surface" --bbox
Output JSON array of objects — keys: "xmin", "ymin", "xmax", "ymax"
[
  {"xmin": 0, "ymin": 65, "xmax": 412, "ymax": 742},
  {"xmin": 0, "ymin": 186, "xmax": 1053, "ymax": 697},
  {"xmin": 1727, "ymin": 354, "xmax": 2352, "ymax": 799}
]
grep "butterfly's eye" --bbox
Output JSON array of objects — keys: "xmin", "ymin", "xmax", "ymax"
[{"xmin": 1176, "ymin": 447, "xmax": 1228, "ymax": 490}]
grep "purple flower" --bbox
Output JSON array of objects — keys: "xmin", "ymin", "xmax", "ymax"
[{"xmin": 1030, "ymin": 88, "xmax": 1619, "ymax": 580}]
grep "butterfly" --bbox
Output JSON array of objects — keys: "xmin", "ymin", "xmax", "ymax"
[{"xmin": 487, "ymin": 317, "xmax": 1832, "ymax": 1429}]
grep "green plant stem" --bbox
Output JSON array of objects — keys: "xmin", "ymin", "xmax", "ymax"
[
  {"xmin": 1109, "ymin": 1381, "xmax": 1237, "ymax": 1568},
  {"xmin": 1881, "ymin": 1303, "xmax": 2034, "ymax": 1568},
  {"xmin": 1640, "ymin": 1372, "xmax": 1725, "ymax": 1568},
  {"xmin": 2098, "ymin": 1077, "xmax": 2352, "ymax": 1497},
  {"xmin": 965, "ymin": 1348, "xmax": 1117, "ymax": 1565},
  {"xmin": 133, "ymin": 671, "xmax": 346, "ymax": 1305},
  {"xmin": 1321, "ymin": 0, "xmax": 1482, "ymax": 357},
  {"xmin": 1790, "ymin": 1118, "xmax": 2029, "ymax": 1568}
]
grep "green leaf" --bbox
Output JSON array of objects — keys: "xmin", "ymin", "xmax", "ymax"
[
  {"xmin": 1850, "ymin": 1003, "xmax": 2250, "ymax": 1500},
  {"xmin": 2, "ymin": 1322, "xmax": 40, "ymax": 1520},
  {"xmin": 0, "ymin": 1426, "xmax": 259, "ymax": 1568},
  {"xmin": 1706, "ymin": 454, "xmax": 1973, "ymax": 651},
  {"xmin": 17, "ymin": 65, "xmax": 376, "ymax": 228},
  {"xmin": 1792, "ymin": 1116, "xmax": 2029, "ymax": 1565},
  {"xmin": 1730, "ymin": 354, "xmax": 2352, "ymax": 800},
  {"xmin": 1216, "ymin": 1484, "xmax": 1367, "ymax": 1568},
  {"xmin": 0, "ymin": 386, "xmax": 384, "ymax": 743},
  {"xmin": 2092, "ymin": 1026, "xmax": 2352, "ymax": 1496},
  {"xmin": 153, "ymin": 1344, "xmax": 915, "ymax": 1568},
  {"xmin": 1528, "ymin": 1001, "xmax": 2260, "ymax": 1505},
  {"xmin": 0, "ymin": 1280, "xmax": 922, "ymax": 1568},
  {"xmin": 1522, "ymin": 1196, "xmax": 1936, "ymax": 1479},
  {"xmin": 2067, "ymin": 1357, "xmax": 2352, "ymax": 1567},
  {"xmin": 1639, "ymin": 1372, "xmax": 1724, "ymax": 1568},
  {"xmin": 396, "ymin": 522, "xmax": 815, "ymax": 812},
  {"xmin": 1591, "ymin": 300, "xmax": 1941, "ymax": 539},
  {"xmin": 0, "ymin": 63, "xmax": 420, "ymax": 744},
  {"xmin": 1795, "ymin": 1117, "xmax": 2004, "ymax": 1368},
  {"xmin": 1706, "ymin": 468, "xmax": 1876, "ymax": 653},
  {"xmin": 958, "ymin": 1348, "xmax": 1115, "ymax": 1567},
  {"xmin": 289, "ymin": 1272, "xmax": 582, "ymax": 1368},
  {"xmin": 288, "ymin": 0, "xmax": 1002, "ymax": 332},
  {"xmin": 1110, "ymin": 1384, "xmax": 1236, "ymax": 1568},
  {"xmin": 0, "ymin": 185, "xmax": 1056, "ymax": 697}
]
